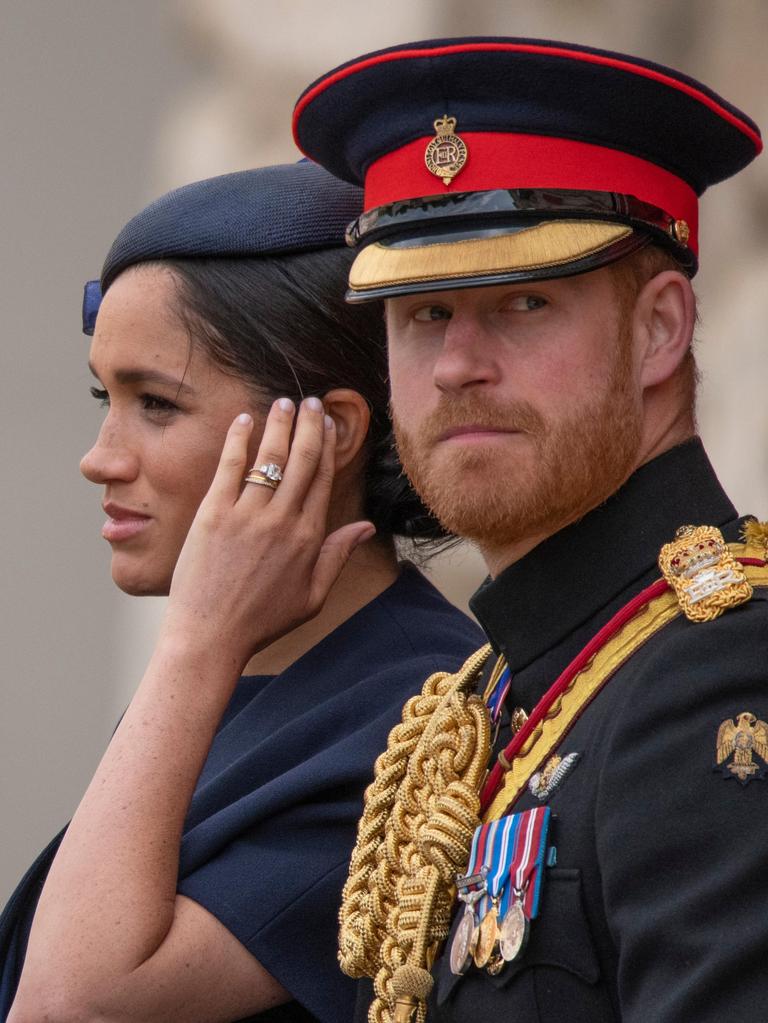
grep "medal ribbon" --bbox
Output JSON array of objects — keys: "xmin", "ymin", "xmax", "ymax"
[
  {"xmin": 464, "ymin": 807, "xmax": 551, "ymax": 920},
  {"xmin": 463, "ymin": 818, "xmax": 496, "ymax": 918},
  {"xmin": 484, "ymin": 662, "xmax": 512, "ymax": 724}
]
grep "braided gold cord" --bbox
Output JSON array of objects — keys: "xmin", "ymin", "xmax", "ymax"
[
  {"xmin": 339, "ymin": 669, "xmax": 457, "ymax": 975},
  {"xmin": 338, "ymin": 645, "xmax": 492, "ymax": 1023}
]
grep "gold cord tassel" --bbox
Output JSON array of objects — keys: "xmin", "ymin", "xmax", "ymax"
[{"xmin": 339, "ymin": 645, "xmax": 492, "ymax": 1023}]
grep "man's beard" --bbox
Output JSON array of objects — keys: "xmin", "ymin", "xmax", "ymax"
[{"xmin": 392, "ymin": 333, "xmax": 642, "ymax": 550}]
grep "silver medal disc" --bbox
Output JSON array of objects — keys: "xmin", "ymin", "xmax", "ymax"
[
  {"xmin": 499, "ymin": 900, "xmax": 529, "ymax": 962},
  {"xmin": 449, "ymin": 909, "xmax": 477, "ymax": 975}
]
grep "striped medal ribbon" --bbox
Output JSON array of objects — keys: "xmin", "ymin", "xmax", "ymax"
[
  {"xmin": 461, "ymin": 807, "xmax": 551, "ymax": 972},
  {"xmin": 485, "ymin": 661, "xmax": 512, "ymax": 724}
]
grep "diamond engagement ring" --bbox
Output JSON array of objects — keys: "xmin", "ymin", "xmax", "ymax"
[{"xmin": 257, "ymin": 463, "xmax": 283, "ymax": 483}]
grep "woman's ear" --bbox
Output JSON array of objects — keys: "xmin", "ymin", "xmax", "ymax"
[
  {"xmin": 634, "ymin": 270, "xmax": 696, "ymax": 390},
  {"xmin": 321, "ymin": 388, "xmax": 371, "ymax": 473}
]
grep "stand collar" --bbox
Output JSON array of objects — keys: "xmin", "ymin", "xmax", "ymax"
[{"xmin": 469, "ymin": 439, "xmax": 737, "ymax": 671}]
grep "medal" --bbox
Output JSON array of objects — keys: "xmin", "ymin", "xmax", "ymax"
[
  {"xmin": 486, "ymin": 950, "xmax": 506, "ymax": 976},
  {"xmin": 449, "ymin": 880, "xmax": 485, "ymax": 976},
  {"xmin": 473, "ymin": 900, "xmax": 500, "ymax": 968},
  {"xmin": 449, "ymin": 906, "xmax": 477, "ymax": 975},
  {"xmin": 499, "ymin": 895, "xmax": 529, "ymax": 962}
]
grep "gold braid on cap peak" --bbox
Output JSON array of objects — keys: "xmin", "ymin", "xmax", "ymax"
[{"xmin": 339, "ymin": 645, "xmax": 492, "ymax": 1023}]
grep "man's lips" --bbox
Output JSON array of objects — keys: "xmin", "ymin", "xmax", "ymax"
[
  {"xmin": 101, "ymin": 502, "xmax": 152, "ymax": 542},
  {"xmin": 437, "ymin": 425, "xmax": 524, "ymax": 442}
]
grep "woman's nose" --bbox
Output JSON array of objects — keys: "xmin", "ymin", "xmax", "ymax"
[{"xmin": 80, "ymin": 417, "xmax": 139, "ymax": 484}]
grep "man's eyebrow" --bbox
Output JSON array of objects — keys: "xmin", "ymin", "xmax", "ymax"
[{"xmin": 87, "ymin": 363, "xmax": 195, "ymax": 395}]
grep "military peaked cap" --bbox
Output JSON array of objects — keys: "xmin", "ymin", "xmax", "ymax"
[{"xmin": 293, "ymin": 37, "xmax": 762, "ymax": 301}]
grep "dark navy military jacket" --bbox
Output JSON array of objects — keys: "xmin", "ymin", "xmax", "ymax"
[{"xmin": 358, "ymin": 439, "xmax": 768, "ymax": 1023}]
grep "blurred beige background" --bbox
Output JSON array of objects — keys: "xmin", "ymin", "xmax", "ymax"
[{"xmin": 1, "ymin": 0, "xmax": 766, "ymax": 901}]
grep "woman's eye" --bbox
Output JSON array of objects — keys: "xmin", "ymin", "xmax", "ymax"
[
  {"xmin": 412, "ymin": 305, "xmax": 452, "ymax": 322},
  {"xmin": 140, "ymin": 393, "xmax": 178, "ymax": 414},
  {"xmin": 89, "ymin": 386, "xmax": 109, "ymax": 408},
  {"xmin": 505, "ymin": 294, "xmax": 547, "ymax": 312}
]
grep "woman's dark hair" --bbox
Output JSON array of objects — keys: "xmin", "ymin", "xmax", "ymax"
[{"xmin": 160, "ymin": 247, "xmax": 451, "ymax": 546}]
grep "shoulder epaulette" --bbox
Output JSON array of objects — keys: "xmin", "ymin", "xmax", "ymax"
[{"xmin": 659, "ymin": 524, "xmax": 754, "ymax": 622}]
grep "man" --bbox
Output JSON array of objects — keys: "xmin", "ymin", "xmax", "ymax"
[{"xmin": 293, "ymin": 38, "xmax": 768, "ymax": 1022}]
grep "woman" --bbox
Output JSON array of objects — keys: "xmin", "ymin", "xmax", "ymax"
[{"xmin": 1, "ymin": 161, "xmax": 482, "ymax": 1023}]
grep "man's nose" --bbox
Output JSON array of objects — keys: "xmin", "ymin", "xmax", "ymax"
[{"xmin": 432, "ymin": 313, "xmax": 501, "ymax": 395}]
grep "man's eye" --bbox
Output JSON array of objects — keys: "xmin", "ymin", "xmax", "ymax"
[
  {"xmin": 505, "ymin": 295, "xmax": 547, "ymax": 312},
  {"xmin": 412, "ymin": 305, "xmax": 452, "ymax": 322}
]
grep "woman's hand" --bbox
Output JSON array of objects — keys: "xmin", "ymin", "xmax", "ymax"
[{"xmin": 163, "ymin": 396, "xmax": 375, "ymax": 670}]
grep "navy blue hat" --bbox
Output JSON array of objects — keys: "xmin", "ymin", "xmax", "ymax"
[
  {"xmin": 293, "ymin": 38, "xmax": 762, "ymax": 301},
  {"xmin": 82, "ymin": 161, "xmax": 363, "ymax": 334}
]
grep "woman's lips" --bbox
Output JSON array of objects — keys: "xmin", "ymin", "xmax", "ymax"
[{"xmin": 101, "ymin": 503, "xmax": 152, "ymax": 542}]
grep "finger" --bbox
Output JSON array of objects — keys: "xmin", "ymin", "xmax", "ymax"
[
  {"xmin": 272, "ymin": 396, "xmax": 326, "ymax": 506},
  {"xmin": 300, "ymin": 414, "xmax": 338, "ymax": 519},
  {"xmin": 308, "ymin": 521, "xmax": 376, "ymax": 610},
  {"xmin": 205, "ymin": 413, "xmax": 254, "ymax": 506},
  {"xmin": 240, "ymin": 397, "xmax": 294, "ymax": 503}
]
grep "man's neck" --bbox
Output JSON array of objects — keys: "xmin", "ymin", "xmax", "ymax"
[{"xmin": 480, "ymin": 424, "xmax": 696, "ymax": 579}]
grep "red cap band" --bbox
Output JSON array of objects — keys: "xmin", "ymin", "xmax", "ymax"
[{"xmin": 364, "ymin": 132, "xmax": 699, "ymax": 254}]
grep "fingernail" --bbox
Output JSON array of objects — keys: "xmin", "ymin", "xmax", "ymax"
[
  {"xmin": 237, "ymin": 413, "xmax": 252, "ymax": 425},
  {"xmin": 324, "ymin": 414, "xmax": 334, "ymax": 430},
  {"xmin": 277, "ymin": 397, "xmax": 294, "ymax": 412},
  {"xmin": 305, "ymin": 396, "xmax": 323, "ymax": 412}
]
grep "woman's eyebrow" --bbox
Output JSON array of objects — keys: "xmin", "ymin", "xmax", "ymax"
[{"xmin": 87, "ymin": 363, "xmax": 195, "ymax": 395}]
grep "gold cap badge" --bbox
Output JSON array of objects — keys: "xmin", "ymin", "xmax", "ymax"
[{"xmin": 424, "ymin": 115, "xmax": 468, "ymax": 186}]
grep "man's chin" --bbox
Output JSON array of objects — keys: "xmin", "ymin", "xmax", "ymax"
[
  {"xmin": 419, "ymin": 444, "xmax": 531, "ymax": 499},
  {"xmin": 411, "ymin": 449, "xmax": 538, "ymax": 526}
]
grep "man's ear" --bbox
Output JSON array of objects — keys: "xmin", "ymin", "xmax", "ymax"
[
  {"xmin": 321, "ymin": 388, "xmax": 371, "ymax": 472},
  {"xmin": 634, "ymin": 270, "xmax": 696, "ymax": 389}
]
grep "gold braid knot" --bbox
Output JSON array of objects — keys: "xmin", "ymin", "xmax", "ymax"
[{"xmin": 339, "ymin": 645, "xmax": 492, "ymax": 1023}]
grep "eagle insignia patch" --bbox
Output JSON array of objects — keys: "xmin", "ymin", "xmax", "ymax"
[{"xmin": 715, "ymin": 712, "xmax": 768, "ymax": 784}]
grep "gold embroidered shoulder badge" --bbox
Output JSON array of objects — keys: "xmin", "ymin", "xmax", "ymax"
[
  {"xmin": 715, "ymin": 712, "xmax": 768, "ymax": 784},
  {"xmin": 658, "ymin": 524, "xmax": 752, "ymax": 622}
]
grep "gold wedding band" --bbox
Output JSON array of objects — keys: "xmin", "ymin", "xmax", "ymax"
[{"xmin": 244, "ymin": 470, "xmax": 279, "ymax": 490}]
